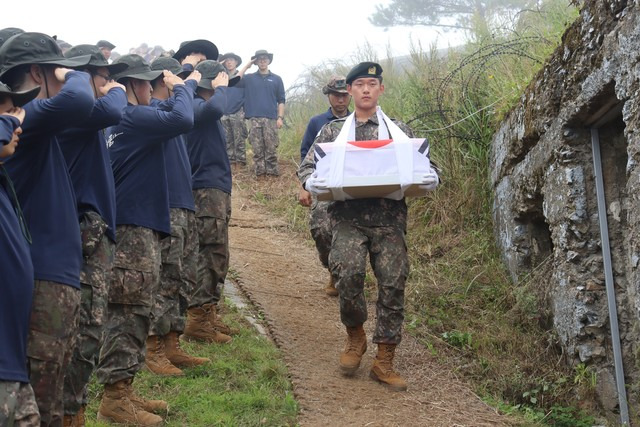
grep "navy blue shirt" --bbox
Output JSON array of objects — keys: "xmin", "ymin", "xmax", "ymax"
[
  {"xmin": 300, "ymin": 108, "xmax": 349, "ymax": 161},
  {"xmin": 151, "ymin": 97, "xmax": 195, "ymax": 212},
  {"xmin": 224, "ymin": 87, "xmax": 244, "ymax": 115},
  {"xmin": 238, "ymin": 71, "xmax": 285, "ymax": 119},
  {"xmin": 186, "ymin": 87, "xmax": 232, "ymax": 194},
  {"xmin": 4, "ymin": 71, "xmax": 94, "ymax": 288},
  {"xmin": 107, "ymin": 82, "xmax": 195, "ymax": 236},
  {"xmin": 58, "ymin": 87, "xmax": 127, "ymax": 242},
  {"xmin": 0, "ymin": 116, "xmax": 34, "ymax": 383}
]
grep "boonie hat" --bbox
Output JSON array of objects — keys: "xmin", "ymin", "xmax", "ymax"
[
  {"xmin": 0, "ymin": 32, "xmax": 92, "ymax": 78},
  {"xmin": 219, "ymin": 52, "xmax": 242, "ymax": 66},
  {"xmin": 64, "ymin": 44, "xmax": 128, "ymax": 75},
  {"xmin": 195, "ymin": 60, "xmax": 240, "ymax": 90},
  {"xmin": 345, "ymin": 62, "xmax": 383, "ymax": 85},
  {"xmin": 0, "ymin": 28, "xmax": 24, "ymax": 47},
  {"xmin": 96, "ymin": 40, "xmax": 116, "ymax": 49},
  {"xmin": 173, "ymin": 40, "xmax": 218, "ymax": 62},
  {"xmin": 110, "ymin": 54, "xmax": 162, "ymax": 82},
  {"xmin": 251, "ymin": 49, "xmax": 273, "ymax": 63},
  {"xmin": 0, "ymin": 81, "xmax": 40, "ymax": 107},
  {"xmin": 150, "ymin": 57, "xmax": 190, "ymax": 78},
  {"xmin": 322, "ymin": 75, "xmax": 348, "ymax": 95}
]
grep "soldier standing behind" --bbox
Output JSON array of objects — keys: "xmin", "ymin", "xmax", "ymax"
[
  {"xmin": 237, "ymin": 49, "xmax": 285, "ymax": 177},
  {"xmin": 220, "ymin": 52, "xmax": 248, "ymax": 170},
  {"xmin": 298, "ymin": 76, "xmax": 351, "ymax": 296},
  {"xmin": 298, "ymin": 62, "xmax": 439, "ymax": 391}
]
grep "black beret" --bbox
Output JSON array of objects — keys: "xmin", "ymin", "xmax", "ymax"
[{"xmin": 345, "ymin": 62, "xmax": 383, "ymax": 85}]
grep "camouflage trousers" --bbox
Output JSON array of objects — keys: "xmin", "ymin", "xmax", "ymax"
[
  {"xmin": 0, "ymin": 382, "xmax": 39, "ymax": 426},
  {"xmin": 150, "ymin": 208, "xmax": 198, "ymax": 336},
  {"xmin": 222, "ymin": 110, "xmax": 248, "ymax": 165},
  {"xmin": 328, "ymin": 221, "xmax": 409, "ymax": 345},
  {"xmin": 190, "ymin": 188, "xmax": 231, "ymax": 308},
  {"xmin": 96, "ymin": 226, "xmax": 161, "ymax": 385},
  {"xmin": 247, "ymin": 117, "xmax": 279, "ymax": 176},
  {"xmin": 309, "ymin": 199, "xmax": 331, "ymax": 270},
  {"xmin": 63, "ymin": 211, "xmax": 114, "ymax": 415},
  {"xmin": 27, "ymin": 280, "xmax": 81, "ymax": 426}
]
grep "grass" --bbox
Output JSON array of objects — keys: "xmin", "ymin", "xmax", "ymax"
[{"xmin": 85, "ymin": 301, "xmax": 298, "ymax": 427}]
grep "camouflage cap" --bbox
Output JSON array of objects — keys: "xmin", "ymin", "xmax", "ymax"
[
  {"xmin": 345, "ymin": 61, "xmax": 383, "ymax": 85},
  {"xmin": 0, "ymin": 32, "xmax": 92, "ymax": 78},
  {"xmin": 150, "ymin": 56, "xmax": 189, "ymax": 78},
  {"xmin": 322, "ymin": 75, "xmax": 348, "ymax": 95},
  {"xmin": 195, "ymin": 60, "xmax": 240, "ymax": 90},
  {"xmin": 64, "ymin": 44, "xmax": 128, "ymax": 75}
]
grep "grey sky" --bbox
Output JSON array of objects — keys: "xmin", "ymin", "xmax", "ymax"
[{"xmin": 4, "ymin": 0, "xmax": 464, "ymax": 89}]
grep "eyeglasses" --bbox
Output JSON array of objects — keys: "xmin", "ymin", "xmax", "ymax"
[{"xmin": 94, "ymin": 72, "xmax": 111, "ymax": 81}]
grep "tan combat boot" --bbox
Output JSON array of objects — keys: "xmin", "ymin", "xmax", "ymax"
[
  {"xmin": 184, "ymin": 305, "xmax": 232, "ymax": 344},
  {"xmin": 205, "ymin": 303, "xmax": 236, "ymax": 335},
  {"xmin": 369, "ymin": 343, "xmax": 408, "ymax": 391},
  {"xmin": 324, "ymin": 274, "xmax": 338, "ymax": 297},
  {"xmin": 339, "ymin": 325, "xmax": 367, "ymax": 376},
  {"xmin": 97, "ymin": 379, "xmax": 163, "ymax": 426},
  {"xmin": 63, "ymin": 406, "xmax": 85, "ymax": 427},
  {"xmin": 164, "ymin": 331, "xmax": 211, "ymax": 367},
  {"xmin": 145, "ymin": 335, "xmax": 184, "ymax": 376}
]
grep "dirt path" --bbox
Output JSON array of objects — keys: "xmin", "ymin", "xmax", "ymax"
[{"xmin": 227, "ymin": 174, "xmax": 511, "ymax": 427}]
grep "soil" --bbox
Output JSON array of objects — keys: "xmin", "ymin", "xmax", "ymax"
[{"xmin": 227, "ymin": 167, "xmax": 512, "ymax": 427}]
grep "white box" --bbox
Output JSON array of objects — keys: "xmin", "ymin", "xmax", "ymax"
[{"xmin": 314, "ymin": 138, "xmax": 434, "ymax": 201}]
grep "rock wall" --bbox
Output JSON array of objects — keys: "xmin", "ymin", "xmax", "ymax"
[{"xmin": 490, "ymin": 0, "xmax": 640, "ymax": 413}]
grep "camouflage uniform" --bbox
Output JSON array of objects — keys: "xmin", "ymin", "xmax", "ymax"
[
  {"xmin": 63, "ymin": 211, "xmax": 114, "ymax": 414},
  {"xmin": 150, "ymin": 208, "xmax": 198, "ymax": 336},
  {"xmin": 309, "ymin": 199, "xmax": 332, "ymax": 269},
  {"xmin": 27, "ymin": 280, "xmax": 81, "ymax": 426},
  {"xmin": 247, "ymin": 117, "xmax": 279, "ymax": 176},
  {"xmin": 298, "ymin": 115, "xmax": 414, "ymax": 345},
  {"xmin": 0, "ymin": 382, "xmax": 39, "ymax": 426},
  {"xmin": 96, "ymin": 226, "xmax": 161, "ymax": 385},
  {"xmin": 222, "ymin": 109, "xmax": 248, "ymax": 165},
  {"xmin": 190, "ymin": 188, "xmax": 231, "ymax": 308}
]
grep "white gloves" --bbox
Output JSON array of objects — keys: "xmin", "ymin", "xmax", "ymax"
[
  {"xmin": 305, "ymin": 173, "xmax": 330, "ymax": 195},
  {"xmin": 418, "ymin": 171, "xmax": 439, "ymax": 191}
]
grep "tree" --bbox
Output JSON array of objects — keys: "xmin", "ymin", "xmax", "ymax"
[{"xmin": 369, "ymin": 0, "xmax": 537, "ymax": 33}]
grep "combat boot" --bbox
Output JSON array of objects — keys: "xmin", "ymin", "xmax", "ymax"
[
  {"xmin": 97, "ymin": 379, "xmax": 163, "ymax": 426},
  {"xmin": 324, "ymin": 274, "xmax": 338, "ymax": 297},
  {"xmin": 369, "ymin": 343, "xmax": 408, "ymax": 391},
  {"xmin": 339, "ymin": 325, "xmax": 367, "ymax": 376},
  {"xmin": 63, "ymin": 405, "xmax": 85, "ymax": 427},
  {"xmin": 183, "ymin": 305, "xmax": 232, "ymax": 344},
  {"xmin": 164, "ymin": 331, "xmax": 211, "ymax": 367},
  {"xmin": 145, "ymin": 335, "xmax": 184, "ymax": 376},
  {"xmin": 205, "ymin": 303, "xmax": 236, "ymax": 335}
]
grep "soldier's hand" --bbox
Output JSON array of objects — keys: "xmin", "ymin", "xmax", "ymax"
[
  {"xmin": 182, "ymin": 54, "xmax": 205, "ymax": 67},
  {"xmin": 54, "ymin": 67, "xmax": 73, "ymax": 82},
  {"xmin": 100, "ymin": 81, "xmax": 126, "ymax": 96},
  {"xmin": 418, "ymin": 171, "xmax": 439, "ymax": 191},
  {"xmin": 212, "ymin": 71, "xmax": 229, "ymax": 89},
  {"xmin": 2, "ymin": 106, "xmax": 26, "ymax": 125},
  {"xmin": 298, "ymin": 187, "xmax": 312, "ymax": 207},
  {"xmin": 305, "ymin": 174, "xmax": 329, "ymax": 195},
  {"xmin": 185, "ymin": 70, "xmax": 201, "ymax": 84},
  {"xmin": 163, "ymin": 70, "xmax": 184, "ymax": 90}
]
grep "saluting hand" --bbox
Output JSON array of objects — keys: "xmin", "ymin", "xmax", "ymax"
[
  {"xmin": 185, "ymin": 70, "xmax": 201, "ymax": 84},
  {"xmin": 163, "ymin": 70, "xmax": 184, "ymax": 91},
  {"xmin": 2, "ymin": 106, "xmax": 26, "ymax": 125},
  {"xmin": 100, "ymin": 81, "xmax": 126, "ymax": 96},
  {"xmin": 54, "ymin": 67, "xmax": 73, "ymax": 82},
  {"xmin": 212, "ymin": 71, "xmax": 229, "ymax": 89},
  {"xmin": 182, "ymin": 53, "xmax": 206, "ymax": 67}
]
